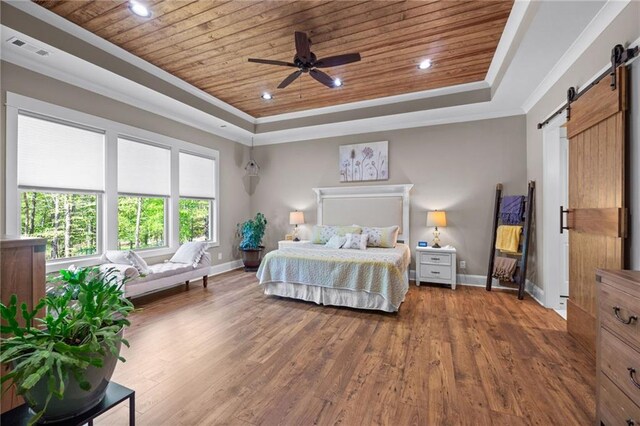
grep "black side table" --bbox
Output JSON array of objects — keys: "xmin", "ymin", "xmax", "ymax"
[{"xmin": 1, "ymin": 382, "xmax": 135, "ymax": 426}]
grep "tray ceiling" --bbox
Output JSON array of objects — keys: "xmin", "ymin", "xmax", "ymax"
[{"xmin": 34, "ymin": 0, "xmax": 514, "ymax": 118}]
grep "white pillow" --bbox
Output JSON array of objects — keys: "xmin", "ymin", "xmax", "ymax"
[
  {"xmin": 170, "ymin": 242, "xmax": 208, "ymax": 267},
  {"xmin": 325, "ymin": 235, "xmax": 347, "ymax": 249},
  {"xmin": 343, "ymin": 233, "xmax": 368, "ymax": 250},
  {"xmin": 128, "ymin": 251, "xmax": 150, "ymax": 275},
  {"xmin": 103, "ymin": 250, "xmax": 135, "ymax": 267}
]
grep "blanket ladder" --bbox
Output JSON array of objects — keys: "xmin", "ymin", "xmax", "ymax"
[{"xmin": 485, "ymin": 181, "xmax": 536, "ymax": 300}]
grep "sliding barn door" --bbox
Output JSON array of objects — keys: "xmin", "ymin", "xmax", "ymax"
[{"xmin": 566, "ymin": 66, "xmax": 628, "ymax": 356}]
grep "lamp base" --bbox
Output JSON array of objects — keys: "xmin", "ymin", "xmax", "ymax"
[{"xmin": 431, "ymin": 227, "xmax": 442, "ymax": 249}]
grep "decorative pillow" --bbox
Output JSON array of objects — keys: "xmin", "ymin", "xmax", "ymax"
[
  {"xmin": 128, "ymin": 250, "xmax": 150, "ymax": 275},
  {"xmin": 325, "ymin": 235, "xmax": 347, "ymax": 249},
  {"xmin": 343, "ymin": 233, "xmax": 368, "ymax": 250},
  {"xmin": 311, "ymin": 225, "xmax": 361, "ymax": 244},
  {"xmin": 170, "ymin": 241, "xmax": 208, "ymax": 267},
  {"xmin": 359, "ymin": 225, "xmax": 400, "ymax": 248},
  {"xmin": 103, "ymin": 250, "xmax": 135, "ymax": 267}
]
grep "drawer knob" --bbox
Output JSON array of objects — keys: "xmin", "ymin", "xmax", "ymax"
[
  {"xmin": 629, "ymin": 368, "xmax": 640, "ymax": 390},
  {"xmin": 430, "ymin": 257, "xmax": 440, "ymax": 261},
  {"xmin": 613, "ymin": 306, "xmax": 638, "ymax": 325},
  {"xmin": 431, "ymin": 271, "xmax": 440, "ymax": 275}
]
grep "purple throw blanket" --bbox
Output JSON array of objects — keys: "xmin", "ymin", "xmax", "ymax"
[{"xmin": 500, "ymin": 195, "xmax": 524, "ymax": 225}]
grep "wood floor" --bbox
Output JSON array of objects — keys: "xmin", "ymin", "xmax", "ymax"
[{"xmin": 96, "ymin": 270, "xmax": 595, "ymax": 425}]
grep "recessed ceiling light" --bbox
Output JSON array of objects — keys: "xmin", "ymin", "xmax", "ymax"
[
  {"xmin": 334, "ymin": 78, "xmax": 343, "ymax": 87},
  {"xmin": 261, "ymin": 93, "xmax": 273, "ymax": 100},
  {"xmin": 129, "ymin": 1, "xmax": 151, "ymax": 18},
  {"xmin": 418, "ymin": 59, "xmax": 432, "ymax": 70}
]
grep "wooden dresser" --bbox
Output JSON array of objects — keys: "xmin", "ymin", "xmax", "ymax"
[
  {"xmin": 596, "ymin": 269, "xmax": 640, "ymax": 425},
  {"xmin": 0, "ymin": 236, "xmax": 47, "ymax": 413}
]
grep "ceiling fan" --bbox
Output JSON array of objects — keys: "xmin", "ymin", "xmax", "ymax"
[{"xmin": 248, "ymin": 31, "xmax": 361, "ymax": 89}]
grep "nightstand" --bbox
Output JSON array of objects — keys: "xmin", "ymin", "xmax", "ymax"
[
  {"xmin": 278, "ymin": 240, "xmax": 309, "ymax": 249},
  {"xmin": 415, "ymin": 246, "xmax": 457, "ymax": 289}
]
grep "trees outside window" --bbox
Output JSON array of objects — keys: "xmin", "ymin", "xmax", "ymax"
[
  {"xmin": 179, "ymin": 199, "xmax": 211, "ymax": 243},
  {"xmin": 118, "ymin": 196, "xmax": 165, "ymax": 249},
  {"xmin": 20, "ymin": 192, "xmax": 98, "ymax": 260}
]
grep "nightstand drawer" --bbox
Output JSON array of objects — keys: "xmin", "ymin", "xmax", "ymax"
[
  {"xmin": 420, "ymin": 252, "xmax": 451, "ymax": 266},
  {"xmin": 420, "ymin": 265, "xmax": 452, "ymax": 280}
]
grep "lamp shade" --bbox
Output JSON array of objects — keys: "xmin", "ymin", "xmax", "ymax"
[
  {"xmin": 289, "ymin": 211, "xmax": 305, "ymax": 225},
  {"xmin": 427, "ymin": 210, "xmax": 447, "ymax": 227}
]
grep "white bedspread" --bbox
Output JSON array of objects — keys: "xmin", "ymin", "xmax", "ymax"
[{"xmin": 256, "ymin": 242, "xmax": 411, "ymax": 310}]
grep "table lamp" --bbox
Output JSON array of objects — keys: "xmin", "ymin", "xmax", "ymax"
[
  {"xmin": 426, "ymin": 210, "xmax": 447, "ymax": 248},
  {"xmin": 289, "ymin": 211, "xmax": 305, "ymax": 241}
]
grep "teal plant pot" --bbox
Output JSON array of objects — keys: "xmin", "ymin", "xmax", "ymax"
[{"xmin": 21, "ymin": 328, "xmax": 123, "ymax": 423}]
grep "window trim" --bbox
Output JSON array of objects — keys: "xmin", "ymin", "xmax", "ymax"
[{"xmin": 6, "ymin": 92, "xmax": 220, "ymax": 273}]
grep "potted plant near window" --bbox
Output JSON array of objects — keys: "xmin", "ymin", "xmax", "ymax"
[
  {"xmin": 238, "ymin": 212, "xmax": 267, "ymax": 271},
  {"xmin": 0, "ymin": 267, "xmax": 133, "ymax": 425}
]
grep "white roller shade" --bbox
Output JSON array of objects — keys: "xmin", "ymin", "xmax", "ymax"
[
  {"xmin": 17, "ymin": 113, "xmax": 105, "ymax": 191},
  {"xmin": 179, "ymin": 152, "xmax": 215, "ymax": 199},
  {"xmin": 118, "ymin": 138, "xmax": 171, "ymax": 196}
]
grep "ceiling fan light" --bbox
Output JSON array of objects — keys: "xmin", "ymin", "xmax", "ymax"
[
  {"xmin": 261, "ymin": 92, "xmax": 273, "ymax": 100},
  {"xmin": 418, "ymin": 59, "xmax": 432, "ymax": 70},
  {"xmin": 129, "ymin": 1, "xmax": 151, "ymax": 17},
  {"xmin": 334, "ymin": 78, "xmax": 342, "ymax": 87}
]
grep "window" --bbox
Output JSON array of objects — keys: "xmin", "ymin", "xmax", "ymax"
[
  {"xmin": 179, "ymin": 199, "xmax": 211, "ymax": 243},
  {"xmin": 117, "ymin": 138, "xmax": 170, "ymax": 249},
  {"xmin": 117, "ymin": 196, "xmax": 165, "ymax": 249},
  {"xmin": 7, "ymin": 93, "xmax": 220, "ymax": 271},
  {"xmin": 21, "ymin": 192, "xmax": 99, "ymax": 260},
  {"xmin": 179, "ymin": 152, "xmax": 216, "ymax": 243},
  {"xmin": 17, "ymin": 113, "xmax": 105, "ymax": 260}
]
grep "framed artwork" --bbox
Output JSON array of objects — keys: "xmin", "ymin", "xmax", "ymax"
[{"xmin": 339, "ymin": 141, "xmax": 388, "ymax": 182}]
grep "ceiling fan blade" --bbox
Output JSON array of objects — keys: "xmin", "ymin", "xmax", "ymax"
[
  {"xmin": 315, "ymin": 53, "xmax": 361, "ymax": 68},
  {"xmin": 294, "ymin": 31, "xmax": 311, "ymax": 62},
  {"xmin": 248, "ymin": 58, "xmax": 297, "ymax": 67},
  {"xmin": 277, "ymin": 70, "xmax": 303, "ymax": 89},
  {"xmin": 310, "ymin": 69, "xmax": 336, "ymax": 88}
]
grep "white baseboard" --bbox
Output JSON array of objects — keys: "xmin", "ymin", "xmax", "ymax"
[
  {"xmin": 208, "ymin": 259, "xmax": 243, "ymax": 277},
  {"xmin": 410, "ymin": 270, "xmax": 545, "ymax": 306}
]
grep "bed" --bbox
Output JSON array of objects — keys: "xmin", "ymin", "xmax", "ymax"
[{"xmin": 256, "ymin": 184, "xmax": 413, "ymax": 312}]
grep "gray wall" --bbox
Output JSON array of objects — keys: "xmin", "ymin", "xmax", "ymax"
[
  {"xmin": 251, "ymin": 115, "xmax": 527, "ymax": 276},
  {"xmin": 525, "ymin": 1, "xmax": 640, "ymax": 289},
  {"xmin": 0, "ymin": 61, "xmax": 251, "ymax": 265}
]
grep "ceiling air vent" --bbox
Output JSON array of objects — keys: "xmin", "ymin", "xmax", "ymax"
[{"xmin": 6, "ymin": 37, "xmax": 51, "ymax": 57}]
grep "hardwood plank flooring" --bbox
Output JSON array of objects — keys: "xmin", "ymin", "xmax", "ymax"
[{"xmin": 96, "ymin": 270, "xmax": 595, "ymax": 425}]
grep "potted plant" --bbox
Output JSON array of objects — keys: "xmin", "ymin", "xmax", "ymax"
[
  {"xmin": 238, "ymin": 212, "xmax": 267, "ymax": 271},
  {"xmin": 0, "ymin": 267, "xmax": 134, "ymax": 425}
]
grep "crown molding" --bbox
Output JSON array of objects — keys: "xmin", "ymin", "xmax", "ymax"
[
  {"xmin": 0, "ymin": 25, "xmax": 254, "ymax": 145},
  {"xmin": 254, "ymin": 81, "xmax": 489, "ymax": 124},
  {"xmin": 3, "ymin": 0, "xmax": 256, "ymax": 124},
  {"xmin": 485, "ymin": 0, "xmax": 535, "ymax": 87},
  {"xmin": 522, "ymin": 0, "xmax": 632, "ymax": 112},
  {"xmin": 253, "ymin": 107, "xmax": 524, "ymax": 146}
]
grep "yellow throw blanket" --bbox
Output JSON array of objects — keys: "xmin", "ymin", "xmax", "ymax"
[{"xmin": 496, "ymin": 225, "xmax": 522, "ymax": 253}]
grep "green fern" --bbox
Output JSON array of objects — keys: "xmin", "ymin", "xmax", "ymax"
[{"xmin": 0, "ymin": 267, "xmax": 134, "ymax": 425}]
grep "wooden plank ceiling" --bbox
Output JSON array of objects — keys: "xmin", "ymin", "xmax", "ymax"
[{"xmin": 35, "ymin": 0, "xmax": 514, "ymax": 118}]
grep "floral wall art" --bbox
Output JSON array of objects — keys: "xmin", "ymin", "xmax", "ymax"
[{"xmin": 339, "ymin": 141, "xmax": 388, "ymax": 182}]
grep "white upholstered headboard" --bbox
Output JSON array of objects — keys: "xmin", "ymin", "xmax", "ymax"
[{"xmin": 312, "ymin": 184, "xmax": 413, "ymax": 247}]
